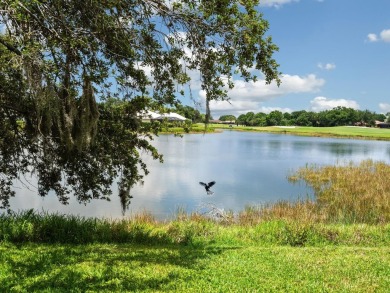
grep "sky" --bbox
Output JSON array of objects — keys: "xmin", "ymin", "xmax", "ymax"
[{"xmin": 190, "ymin": 0, "xmax": 390, "ymax": 118}]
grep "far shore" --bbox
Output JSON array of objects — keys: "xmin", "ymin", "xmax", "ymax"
[{"xmin": 164, "ymin": 124, "xmax": 390, "ymax": 141}]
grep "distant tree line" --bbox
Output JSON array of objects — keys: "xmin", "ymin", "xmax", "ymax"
[
  {"xmin": 170, "ymin": 105, "xmax": 389, "ymax": 127},
  {"xmin": 217, "ymin": 107, "xmax": 389, "ymax": 127}
]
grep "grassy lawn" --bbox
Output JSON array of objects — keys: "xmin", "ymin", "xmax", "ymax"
[
  {"xmin": 205, "ymin": 124, "xmax": 390, "ymax": 140},
  {"xmin": 1, "ymin": 242, "xmax": 389, "ymax": 292},
  {"xmin": 1, "ymin": 210, "xmax": 390, "ymax": 292}
]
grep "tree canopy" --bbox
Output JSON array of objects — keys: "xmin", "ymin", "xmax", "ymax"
[
  {"xmin": 234, "ymin": 107, "xmax": 386, "ymax": 127},
  {"xmin": 0, "ymin": 0, "xmax": 280, "ymax": 210},
  {"xmin": 219, "ymin": 115, "xmax": 236, "ymax": 121}
]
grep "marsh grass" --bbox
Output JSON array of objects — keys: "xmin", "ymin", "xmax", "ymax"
[
  {"xmin": 0, "ymin": 210, "xmax": 167, "ymax": 244},
  {"xmin": 1, "ymin": 210, "xmax": 389, "ymax": 248},
  {"xmin": 237, "ymin": 160, "xmax": 390, "ymax": 226},
  {"xmin": 288, "ymin": 160, "xmax": 390, "ymax": 224}
]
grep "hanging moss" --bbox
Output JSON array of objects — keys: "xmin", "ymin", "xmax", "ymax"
[{"xmin": 73, "ymin": 74, "xmax": 99, "ymax": 151}]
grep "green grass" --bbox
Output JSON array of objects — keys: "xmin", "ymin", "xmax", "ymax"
[
  {"xmin": 208, "ymin": 124, "xmax": 390, "ymax": 140},
  {"xmin": 1, "ymin": 212, "xmax": 390, "ymax": 291},
  {"xmin": 1, "ymin": 242, "xmax": 389, "ymax": 292},
  {"xmin": 158, "ymin": 123, "xmax": 390, "ymax": 140},
  {"xmin": 158, "ymin": 123, "xmax": 216, "ymax": 134}
]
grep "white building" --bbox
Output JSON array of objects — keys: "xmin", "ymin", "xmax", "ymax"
[{"xmin": 138, "ymin": 110, "xmax": 187, "ymax": 122}]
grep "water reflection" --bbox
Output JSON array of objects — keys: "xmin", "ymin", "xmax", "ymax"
[{"xmin": 7, "ymin": 131, "xmax": 390, "ymax": 219}]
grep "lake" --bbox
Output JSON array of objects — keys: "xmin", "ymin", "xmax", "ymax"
[{"xmin": 9, "ymin": 130, "xmax": 390, "ymax": 220}]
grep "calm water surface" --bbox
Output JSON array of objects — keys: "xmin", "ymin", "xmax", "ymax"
[{"xmin": 10, "ymin": 131, "xmax": 390, "ymax": 219}]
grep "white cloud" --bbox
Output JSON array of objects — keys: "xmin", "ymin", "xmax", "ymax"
[
  {"xmin": 367, "ymin": 33, "xmax": 378, "ymax": 42},
  {"xmin": 318, "ymin": 62, "xmax": 336, "ymax": 71},
  {"xmin": 226, "ymin": 73, "xmax": 324, "ymax": 101},
  {"xmin": 367, "ymin": 29, "xmax": 390, "ymax": 43},
  {"xmin": 310, "ymin": 96, "xmax": 360, "ymax": 112},
  {"xmin": 260, "ymin": 0, "xmax": 299, "ymax": 8},
  {"xmin": 380, "ymin": 29, "xmax": 390, "ymax": 42},
  {"xmin": 258, "ymin": 106, "xmax": 293, "ymax": 114},
  {"xmin": 198, "ymin": 74, "xmax": 324, "ymax": 116},
  {"xmin": 379, "ymin": 103, "xmax": 390, "ymax": 113}
]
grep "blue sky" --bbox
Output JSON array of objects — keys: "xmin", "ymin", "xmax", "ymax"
[{"xmin": 194, "ymin": 0, "xmax": 390, "ymax": 118}]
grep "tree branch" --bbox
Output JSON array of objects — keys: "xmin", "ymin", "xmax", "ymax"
[{"xmin": 0, "ymin": 35, "xmax": 21, "ymax": 55}]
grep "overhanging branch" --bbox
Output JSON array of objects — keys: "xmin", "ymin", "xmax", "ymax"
[{"xmin": 0, "ymin": 35, "xmax": 21, "ymax": 55}]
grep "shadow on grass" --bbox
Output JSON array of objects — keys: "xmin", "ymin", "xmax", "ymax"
[{"xmin": 1, "ymin": 243, "xmax": 237, "ymax": 292}]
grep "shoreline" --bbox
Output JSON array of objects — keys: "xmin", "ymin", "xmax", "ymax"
[{"xmin": 167, "ymin": 124, "xmax": 390, "ymax": 141}]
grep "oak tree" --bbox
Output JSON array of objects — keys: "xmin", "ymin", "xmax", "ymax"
[{"xmin": 0, "ymin": 0, "xmax": 280, "ymax": 210}]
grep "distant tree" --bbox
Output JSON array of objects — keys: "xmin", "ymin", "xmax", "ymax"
[
  {"xmin": 360, "ymin": 110, "xmax": 376, "ymax": 126},
  {"xmin": 266, "ymin": 110, "xmax": 283, "ymax": 126},
  {"xmin": 237, "ymin": 114, "xmax": 247, "ymax": 126},
  {"xmin": 283, "ymin": 112, "xmax": 292, "ymax": 121},
  {"xmin": 219, "ymin": 115, "xmax": 236, "ymax": 121},
  {"xmin": 253, "ymin": 112, "xmax": 267, "ymax": 126},
  {"xmin": 245, "ymin": 112, "xmax": 257, "ymax": 126},
  {"xmin": 174, "ymin": 105, "xmax": 202, "ymax": 122},
  {"xmin": 291, "ymin": 110, "xmax": 311, "ymax": 126},
  {"xmin": 373, "ymin": 113, "xmax": 386, "ymax": 122}
]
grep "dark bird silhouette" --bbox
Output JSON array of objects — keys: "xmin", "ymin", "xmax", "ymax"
[{"xmin": 199, "ymin": 181, "xmax": 216, "ymax": 195}]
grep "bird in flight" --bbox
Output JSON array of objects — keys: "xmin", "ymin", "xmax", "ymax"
[{"xmin": 199, "ymin": 181, "xmax": 216, "ymax": 195}]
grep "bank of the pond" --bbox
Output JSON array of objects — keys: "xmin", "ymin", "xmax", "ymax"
[
  {"xmin": 231, "ymin": 125, "xmax": 390, "ymax": 141},
  {"xmin": 1, "ymin": 210, "xmax": 390, "ymax": 246},
  {"xmin": 1, "ymin": 213, "xmax": 390, "ymax": 292},
  {"xmin": 167, "ymin": 124, "xmax": 390, "ymax": 141}
]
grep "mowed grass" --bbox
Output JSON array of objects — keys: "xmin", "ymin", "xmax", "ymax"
[
  {"xmin": 205, "ymin": 124, "xmax": 390, "ymax": 140},
  {"xmin": 1, "ymin": 243, "xmax": 389, "ymax": 292},
  {"xmin": 1, "ymin": 160, "xmax": 390, "ymax": 292}
]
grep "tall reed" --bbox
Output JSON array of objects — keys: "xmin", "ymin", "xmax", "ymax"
[
  {"xmin": 0, "ymin": 210, "xmax": 168, "ymax": 244},
  {"xmin": 287, "ymin": 159, "xmax": 390, "ymax": 224}
]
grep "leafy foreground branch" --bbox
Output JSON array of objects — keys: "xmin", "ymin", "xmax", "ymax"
[{"xmin": 0, "ymin": 0, "xmax": 280, "ymax": 211}]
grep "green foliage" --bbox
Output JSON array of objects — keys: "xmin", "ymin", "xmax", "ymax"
[
  {"xmin": 218, "ymin": 114, "xmax": 236, "ymax": 121},
  {"xmin": 0, "ymin": 0, "xmax": 281, "ymax": 210},
  {"xmin": 226, "ymin": 106, "xmax": 387, "ymax": 127},
  {"xmin": 174, "ymin": 104, "xmax": 203, "ymax": 122},
  {"xmin": 266, "ymin": 110, "xmax": 283, "ymax": 126}
]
